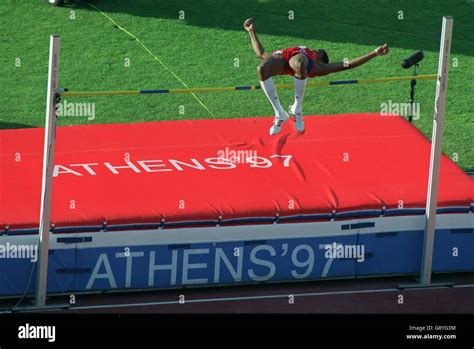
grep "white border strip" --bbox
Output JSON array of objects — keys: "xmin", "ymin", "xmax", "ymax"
[{"xmin": 2, "ymin": 213, "xmax": 471, "ymax": 249}]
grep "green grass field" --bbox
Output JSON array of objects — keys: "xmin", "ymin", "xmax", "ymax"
[{"xmin": 1, "ymin": 0, "xmax": 472, "ymax": 170}]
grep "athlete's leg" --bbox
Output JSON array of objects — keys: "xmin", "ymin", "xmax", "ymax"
[
  {"xmin": 288, "ymin": 53, "xmax": 308, "ymax": 79},
  {"xmin": 257, "ymin": 54, "xmax": 287, "ymax": 80},
  {"xmin": 288, "ymin": 54, "xmax": 308, "ymax": 132},
  {"xmin": 257, "ymin": 55, "xmax": 290, "ymax": 135}
]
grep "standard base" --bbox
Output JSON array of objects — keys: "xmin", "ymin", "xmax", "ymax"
[
  {"xmin": 397, "ymin": 280, "xmax": 455, "ymax": 290},
  {"xmin": 11, "ymin": 303, "xmax": 70, "ymax": 313}
]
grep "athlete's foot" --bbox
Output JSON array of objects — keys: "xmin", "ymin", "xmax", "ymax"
[
  {"xmin": 294, "ymin": 113, "xmax": 305, "ymax": 133},
  {"xmin": 290, "ymin": 103, "xmax": 305, "ymax": 133},
  {"xmin": 269, "ymin": 111, "xmax": 289, "ymax": 135}
]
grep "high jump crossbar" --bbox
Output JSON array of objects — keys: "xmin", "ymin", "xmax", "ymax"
[
  {"xmin": 36, "ymin": 17, "xmax": 452, "ymax": 307},
  {"xmin": 59, "ymin": 74, "xmax": 437, "ymax": 97}
]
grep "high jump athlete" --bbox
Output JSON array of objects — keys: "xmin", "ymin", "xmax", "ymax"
[{"xmin": 244, "ymin": 18, "xmax": 389, "ymax": 135}]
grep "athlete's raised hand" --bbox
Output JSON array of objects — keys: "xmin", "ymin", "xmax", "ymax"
[
  {"xmin": 244, "ymin": 18, "xmax": 255, "ymax": 32},
  {"xmin": 375, "ymin": 44, "xmax": 389, "ymax": 56}
]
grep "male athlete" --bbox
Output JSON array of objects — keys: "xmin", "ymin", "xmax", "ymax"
[{"xmin": 244, "ymin": 18, "xmax": 389, "ymax": 135}]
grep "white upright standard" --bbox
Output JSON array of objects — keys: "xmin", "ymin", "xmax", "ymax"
[
  {"xmin": 35, "ymin": 35, "xmax": 61, "ymax": 307},
  {"xmin": 420, "ymin": 16, "xmax": 453, "ymax": 285}
]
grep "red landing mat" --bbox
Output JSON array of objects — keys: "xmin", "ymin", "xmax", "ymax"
[{"xmin": 0, "ymin": 113, "xmax": 472, "ymax": 230}]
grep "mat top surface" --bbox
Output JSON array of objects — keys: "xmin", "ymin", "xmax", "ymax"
[{"xmin": 1, "ymin": 113, "xmax": 472, "ymax": 231}]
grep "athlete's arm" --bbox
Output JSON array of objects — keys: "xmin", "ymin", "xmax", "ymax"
[
  {"xmin": 244, "ymin": 18, "xmax": 270, "ymax": 60},
  {"xmin": 315, "ymin": 44, "xmax": 389, "ymax": 76}
]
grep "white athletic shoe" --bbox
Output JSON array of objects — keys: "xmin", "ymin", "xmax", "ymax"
[
  {"xmin": 269, "ymin": 111, "xmax": 289, "ymax": 135},
  {"xmin": 290, "ymin": 103, "xmax": 305, "ymax": 133}
]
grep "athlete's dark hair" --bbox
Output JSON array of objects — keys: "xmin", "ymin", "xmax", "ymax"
[{"xmin": 318, "ymin": 49, "xmax": 329, "ymax": 63}]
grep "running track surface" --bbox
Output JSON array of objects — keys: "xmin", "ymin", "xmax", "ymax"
[{"xmin": 2, "ymin": 273, "xmax": 473, "ymax": 314}]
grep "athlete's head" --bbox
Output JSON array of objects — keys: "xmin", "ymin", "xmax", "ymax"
[{"xmin": 314, "ymin": 49, "xmax": 329, "ymax": 64}]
